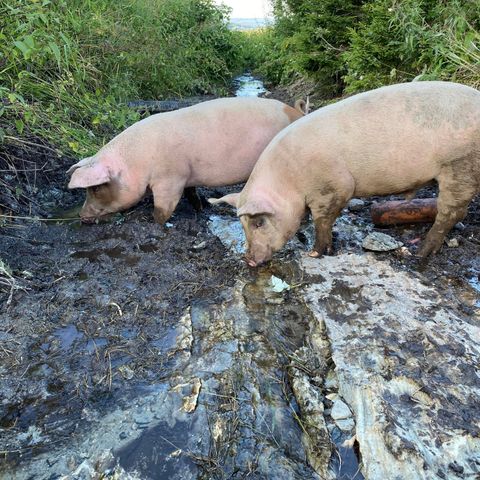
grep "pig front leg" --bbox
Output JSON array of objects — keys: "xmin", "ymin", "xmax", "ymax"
[
  {"xmin": 151, "ymin": 182, "xmax": 185, "ymax": 224},
  {"xmin": 307, "ymin": 182, "xmax": 354, "ymax": 257}
]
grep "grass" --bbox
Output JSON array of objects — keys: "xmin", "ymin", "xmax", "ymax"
[
  {"xmin": 252, "ymin": 0, "xmax": 480, "ymax": 96},
  {"xmin": 0, "ymin": 0, "xmax": 248, "ymax": 157}
]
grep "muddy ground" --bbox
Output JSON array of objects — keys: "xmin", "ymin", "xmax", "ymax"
[{"xmin": 0, "ymin": 88, "xmax": 479, "ymax": 479}]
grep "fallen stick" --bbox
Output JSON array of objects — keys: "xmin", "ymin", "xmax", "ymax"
[{"xmin": 371, "ymin": 198, "xmax": 438, "ymax": 226}]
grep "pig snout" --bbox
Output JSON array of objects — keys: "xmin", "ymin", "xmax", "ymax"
[
  {"xmin": 244, "ymin": 247, "xmax": 272, "ymax": 268},
  {"xmin": 244, "ymin": 255, "xmax": 259, "ymax": 268},
  {"xmin": 79, "ymin": 203, "xmax": 104, "ymax": 223}
]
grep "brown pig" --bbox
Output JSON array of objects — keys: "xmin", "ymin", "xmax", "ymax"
[
  {"xmin": 210, "ymin": 81, "xmax": 480, "ymax": 266},
  {"xmin": 67, "ymin": 97, "xmax": 306, "ymax": 223}
]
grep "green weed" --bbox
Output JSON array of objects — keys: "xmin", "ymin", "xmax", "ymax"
[{"xmin": 0, "ymin": 0, "xmax": 246, "ymax": 156}]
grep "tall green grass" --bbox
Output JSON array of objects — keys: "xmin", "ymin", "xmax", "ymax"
[
  {"xmin": 343, "ymin": 0, "xmax": 480, "ymax": 92},
  {"xmin": 0, "ymin": 0, "xmax": 246, "ymax": 155},
  {"xmin": 253, "ymin": 0, "xmax": 480, "ymax": 96}
]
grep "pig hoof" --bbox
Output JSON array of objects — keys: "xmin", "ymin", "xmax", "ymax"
[
  {"xmin": 417, "ymin": 240, "xmax": 441, "ymax": 258},
  {"xmin": 308, "ymin": 250, "xmax": 320, "ymax": 258}
]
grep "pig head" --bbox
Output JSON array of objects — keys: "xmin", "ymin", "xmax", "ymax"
[
  {"xmin": 67, "ymin": 154, "xmax": 145, "ymax": 223},
  {"xmin": 209, "ymin": 190, "xmax": 305, "ymax": 267}
]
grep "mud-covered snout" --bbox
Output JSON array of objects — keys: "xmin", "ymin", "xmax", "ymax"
[
  {"xmin": 79, "ymin": 201, "xmax": 107, "ymax": 224},
  {"xmin": 243, "ymin": 245, "xmax": 273, "ymax": 268}
]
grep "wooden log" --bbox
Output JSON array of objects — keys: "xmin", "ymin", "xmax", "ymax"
[{"xmin": 371, "ymin": 198, "xmax": 438, "ymax": 226}]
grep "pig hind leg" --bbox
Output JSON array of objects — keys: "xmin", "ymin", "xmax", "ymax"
[
  {"xmin": 152, "ymin": 182, "xmax": 185, "ymax": 224},
  {"xmin": 308, "ymin": 178, "xmax": 355, "ymax": 257},
  {"xmin": 418, "ymin": 158, "xmax": 479, "ymax": 257},
  {"xmin": 184, "ymin": 187, "xmax": 203, "ymax": 211}
]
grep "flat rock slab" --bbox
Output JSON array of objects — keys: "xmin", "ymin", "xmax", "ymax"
[
  {"xmin": 362, "ymin": 232, "xmax": 403, "ymax": 251},
  {"xmin": 301, "ymin": 253, "xmax": 480, "ymax": 480}
]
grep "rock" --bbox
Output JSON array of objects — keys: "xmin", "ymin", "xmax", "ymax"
[
  {"xmin": 362, "ymin": 232, "xmax": 403, "ymax": 251},
  {"xmin": 447, "ymin": 237, "xmax": 459, "ymax": 248},
  {"xmin": 347, "ymin": 198, "xmax": 366, "ymax": 212},
  {"xmin": 331, "ymin": 398, "xmax": 352, "ymax": 421},
  {"xmin": 270, "ymin": 275, "xmax": 290, "ymax": 293},
  {"xmin": 133, "ymin": 412, "xmax": 152, "ymax": 427},
  {"xmin": 335, "ymin": 418, "xmax": 355, "ymax": 432},
  {"xmin": 191, "ymin": 240, "xmax": 207, "ymax": 250},
  {"xmin": 301, "ymin": 254, "xmax": 480, "ymax": 480},
  {"xmin": 181, "ymin": 377, "xmax": 201, "ymax": 413},
  {"xmin": 324, "ymin": 370, "xmax": 339, "ymax": 391},
  {"xmin": 207, "ymin": 215, "xmax": 245, "ymax": 254},
  {"xmin": 289, "ymin": 347, "xmax": 332, "ymax": 479}
]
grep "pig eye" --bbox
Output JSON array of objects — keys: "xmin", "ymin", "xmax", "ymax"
[
  {"xmin": 91, "ymin": 185, "xmax": 102, "ymax": 194},
  {"xmin": 254, "ymin": 217, "xmax": 265, "ymax": 229}
]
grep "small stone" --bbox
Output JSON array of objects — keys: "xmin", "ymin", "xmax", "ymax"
[
  {"xmin": 335, "ymin": 418, "xmax": 355, "ymax": 432},
  {"xmin": 119, "ymin": 431, "xmax": 128, "ymax": 440},
  {"xmin": 446, "ymin": 238, "xmax": 459, "ymax": 248},
  {"xmin": 331, "ymin": 398, "xmax": 352, "ymax": 421},
  {"xmin": 118, "ymin": 365, "xmax": 134, "ymax": 380},
  {"xmin": 398, "ymin": 246, "xmax": 412, "ymax": 257},
  {"xmin": 362, "ymin": 232, "xmax": 403, "ymax": 252},
  {"xmin": 347, "ymin": 199, "xmax": 365, "ymax": 212},
  {"xmin": 134, "ymin": 412, "xmax": 152, "ymax": 426},
  {"xmin": 192, "ymin": 241, "xmax": 207, "ymax": 250},
  {"xmin": 324, "ymin": 370, "xmax": 339, "ymax": 391},
  {"xmin": 454, "ymin": 222, "xmax": 465, "ymax": 231}
]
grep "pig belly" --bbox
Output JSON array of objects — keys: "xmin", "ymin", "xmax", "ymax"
[
  {"xmin": 349, "ymin": 149, "xmax": 441, "ymax": 198},
  {"xmin": 187, "ymin": 130, "xmax": 279, "ymax": 187}
]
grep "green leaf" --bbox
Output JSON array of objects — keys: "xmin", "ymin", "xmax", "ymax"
[
  {"xmin": 14, "ymin": 40, "xmax": 31, "ymax": 59},
  {"xmin": 68, "ymin": 141, "xmax": 80, "ymax": 152},
  {"xmin": 15, "ymin": 119, "xmax": 24, "ymax": 134},
  {"xmin": 24, "ymin": 35, "xmax": 35, "ymax": 50},
  {"xmin": 49, "ymin": 41, "xmax": 62, "ymax": 66}
]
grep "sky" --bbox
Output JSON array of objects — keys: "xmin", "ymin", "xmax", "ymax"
[{"xmin": 215, "ymin": 0, "xmax": 272, "ymax": 18}]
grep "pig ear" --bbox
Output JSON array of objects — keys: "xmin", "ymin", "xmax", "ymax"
[
  {"xmin": 68, "ymin": 162, "xmax": 112, "ymax": 189},
  {"xmin": 237, "ymin": 199, "xmax": 275, "ymax": 217},
  {"xmin": 294, "ymin": 96, "xmax": 310, "ymax": 115},
  {"xmin": 208, "ymin": 193, "xmax": 240, "ymax": 208},
  {"xmin": 66, "ymin": 156, "xmax": 95, "ymax": 175}
]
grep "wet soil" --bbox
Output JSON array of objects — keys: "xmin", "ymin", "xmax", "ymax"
[{"xmin": 1, "ymin": 85, "xmax": 479, "ymax": 479}]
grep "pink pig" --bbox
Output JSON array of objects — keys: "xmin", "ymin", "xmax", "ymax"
[
  {"xmin": 210, "ymin": 81, "xmax": 480, "ymax": 265},
  {"xmin": 67, "ymin": 97, "xmax": 306, "ymax": 223}
]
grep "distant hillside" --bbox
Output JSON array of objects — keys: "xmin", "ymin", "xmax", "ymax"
[{"xmin": 229, "ymin": 18, "xmax": 271, "ymax": 30}]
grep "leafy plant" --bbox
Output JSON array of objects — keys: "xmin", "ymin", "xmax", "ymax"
[{"xmin": 0, "ymin": 0, "xmax": 246, "ymax": 156}]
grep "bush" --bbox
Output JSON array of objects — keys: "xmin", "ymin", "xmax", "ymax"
[
  {"xmin": 255, "ymin": 0, "xmax": 480, "ymax": 96},
  {"xmin": 343, "ymin": 0, "xmax": 480, "ymax": 92},
  {"xmin": 254, "ymin": 0, "xmax": 364, "ymax": 95},
  {"xmin": 0, "ymin": 0, "xmax": 245, "ymax": 155}
]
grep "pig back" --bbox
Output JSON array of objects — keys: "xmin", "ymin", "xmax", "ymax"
[
  {"xmin": 170, "ymin": 97, "xmax": 299, "ymax": 187},
  {"xmin": 274, "ymin": 81, "xmax": 480, "ymax": 197}
]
